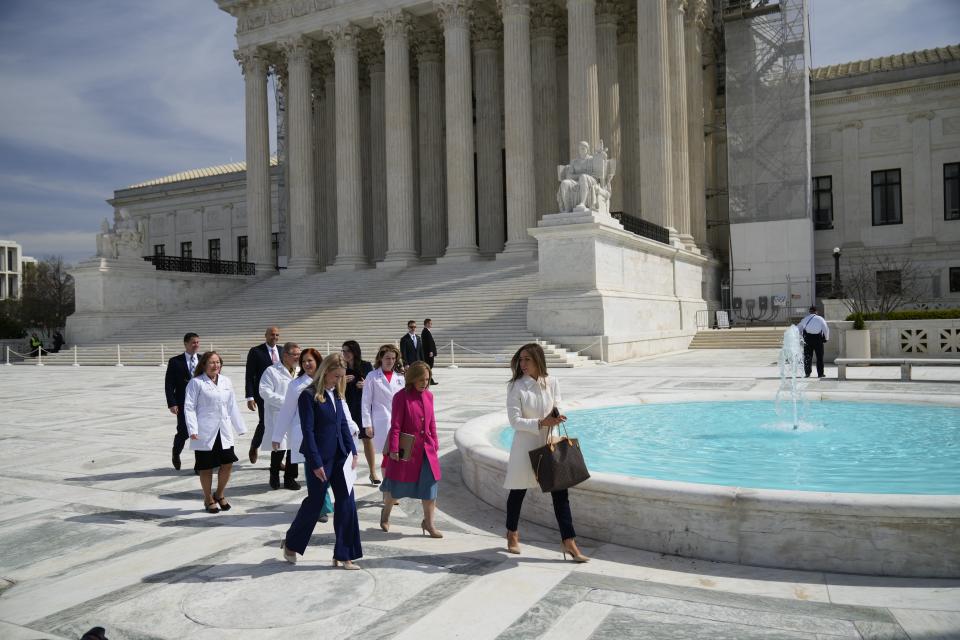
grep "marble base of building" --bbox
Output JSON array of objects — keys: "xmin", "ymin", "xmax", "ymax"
[
  {"xmin": 528, "ymin": 213, "xmax": 708, "ymax": 363},
  {"xmin": 66, "ymin": 257, "xmax": 252, "ymax": 344}
]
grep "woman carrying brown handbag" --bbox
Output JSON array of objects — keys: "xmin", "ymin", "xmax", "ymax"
[{"xmin": 503, "ymin": 343, "xmax": 588, "ymax": 562}]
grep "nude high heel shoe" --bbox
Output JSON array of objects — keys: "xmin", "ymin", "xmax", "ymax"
[
  {"xmin": 421, "ymin": 519, "xmax": 443, "ymax": 538},
  {"xmin": 506, "ymin": 530, "xmax": 521, "ymax": 554},
  {"xmin": 333, "ymin": 559, "xmax": 360, "ymax": 570},
  {"xmin": 561, "ymin": 539, "xmax": 589, "ymax": 563}
]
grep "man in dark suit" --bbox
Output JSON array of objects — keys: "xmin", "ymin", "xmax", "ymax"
[
  {"xmin": 165, "ymin": 332, "xmax": 201, "ymax": 470},
  {"xmin": 399, "ymin": 320, "xmax": 424, "ymax": 370},
  {"xmin": 422, "ymin": 318, "xmax": 438, "ymax": 385},
  {"xmin": 245, "ymin": 326, "xmax": 281, "ymax": 464}
]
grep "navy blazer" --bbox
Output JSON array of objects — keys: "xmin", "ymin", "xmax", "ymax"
[
  {"xmin": 298, "ymin": 388, "xmax": 357, "ymax": 473},
  {"xmin": 164, "ymin": 353, "xmax": 192, "ymax": 408},
  {"xmin": 399, "ymin": 333, "xmax": 424, "ymax": 368},
  {"xmin": 245, "ymin": 343, "xmax": 276, "ymax": 401}
]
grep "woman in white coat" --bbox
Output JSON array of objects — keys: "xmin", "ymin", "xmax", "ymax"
[
  {"xmin": 273, "ymin": 348, "xmax": 333, "ymax": 521},
  {"xmin": 360, "ymin": 344, "xmax": 405, "ymax": 483},
  {"xmin": 260, "ymin": 342, "xmax": 302, "ymax": 490},
  {"xmin": 503, "ymin": 343, "xmax": 588, "ymax": 562},
  {"xmin": 184, "ymin": 351, "xmax": 247, "ymax": 513}
]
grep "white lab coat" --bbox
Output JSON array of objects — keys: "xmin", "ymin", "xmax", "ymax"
[
  {"xmin": 184, "ymin": 373, "xmax": 247, "ymax": 451},
  {"xmin": 503, "ymin": 375, "xmax": 561, "ymax": 490},
  {"xmin": 273, "ymin": 375, "xmax": 360, "ymax": 464},
  {"xmin": 258, "ymin": 363, "xmax": 298, "ymax": 452},
  {"xmin": 360, "ymin": 367, "xmax": 405, "ymax": 453}
]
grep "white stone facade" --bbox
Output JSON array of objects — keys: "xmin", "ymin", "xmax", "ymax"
[
  {"xmin": 810, "ymin": 55, "xmax": 960, "ymax": 305},
  {"xmin": 0, "ymin": 240, "xmax": 32, "ymax": 301}
]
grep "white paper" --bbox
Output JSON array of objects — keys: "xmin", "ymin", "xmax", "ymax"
[{"xmin": 342, "ymin": 455, "xmax": 357, "ymax": 496}]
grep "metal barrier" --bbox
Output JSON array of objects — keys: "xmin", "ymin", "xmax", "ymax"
[
  {"xmin": 696, "ymin": 306, "xmax": 808, "ymax": 330},
  {"xmin": 611, "ymin": 212, "xmax": 670, "ymax": 245},
  {"xmin": 143, "ymin": 255, "xmax": 256, "ymax": 276}
]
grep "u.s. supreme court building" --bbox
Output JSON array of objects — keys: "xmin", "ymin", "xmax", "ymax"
[{"xmin": 66, "ymin": 0, "xmax": 960, "ymax": 363}]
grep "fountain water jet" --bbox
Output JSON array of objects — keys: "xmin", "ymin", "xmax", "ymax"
[{"xmin": 776, "ymin": 324, "xmax": 807, "ymax": 430}]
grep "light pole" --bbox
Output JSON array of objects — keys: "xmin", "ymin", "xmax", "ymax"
[{"xmin": 832, "ymin": 246, "xmax": 842, "ymax": 298}]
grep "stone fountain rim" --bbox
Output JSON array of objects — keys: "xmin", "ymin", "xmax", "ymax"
[{"xmin": 454, "ymin": 390, "xmax": 960, "ymax": 517}]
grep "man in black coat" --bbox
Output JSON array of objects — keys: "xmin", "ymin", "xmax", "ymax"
[
  {"xmin": 245, "ymin": 326, "xmax": 281, "ymax": 464},
  {"xmin": 399, "ymin": 320, "xmax": 424, "ymax": 370},
  {"xmin": 421, "ymin": 318, "xmax": 438, "ymax": 385},
  {"xmin": 164, "ymin": 332, "xmax": 201, "ymax": 470}
]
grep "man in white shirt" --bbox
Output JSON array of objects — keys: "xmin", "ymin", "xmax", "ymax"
[{"xmin": 798, "ymin": 306, "xmax": 830, "ymax": 378}]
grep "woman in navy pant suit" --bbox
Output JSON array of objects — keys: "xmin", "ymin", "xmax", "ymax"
[{"xmin": 281, "ymin": 353, "xmax": 362, "ymax": 569}]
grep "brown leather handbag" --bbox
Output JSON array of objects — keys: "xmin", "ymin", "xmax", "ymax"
[{"xmin": 528, "ymin": 421, "xmax": 590, "ymax": 493}]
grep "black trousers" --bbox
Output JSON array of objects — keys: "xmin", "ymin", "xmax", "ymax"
[
  {"xmin": 270, "ymin": 449, "xmax": 298, "ymax": 481},
  {"xmin": 506, "ymin": 488, "xmax": 576, "ymax": 541},
  {"xmin": 172, "ymin": 409, "xmax": 188, "ymax": 455},
  {"xmin": 425, "ymin": 355, "xmax": 437, "ymax": 381},
  {"xmin": 250, "ymin": 399, "xmax": 265, "ymax": 450},
  {"xmin": 803, "ymin": 332, "xmax": 826, "ymax": 377}
]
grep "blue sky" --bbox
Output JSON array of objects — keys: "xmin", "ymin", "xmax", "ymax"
[{"xmin": 0, "ymin": 0, "xmax": 958, "ymax": 265}]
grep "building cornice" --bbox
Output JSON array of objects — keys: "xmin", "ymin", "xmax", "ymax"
[{"xmin": 812, "ymin": 75, "xmax": 960, "ymax": 108}]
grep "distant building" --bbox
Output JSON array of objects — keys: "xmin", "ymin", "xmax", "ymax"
[{"xmin": 0, "ymin": 240, "xmax": 34, "ymax": 300}]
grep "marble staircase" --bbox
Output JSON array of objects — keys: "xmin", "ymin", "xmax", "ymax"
[
  {"xmin": 44, "ymin": 259, "xmax": 594, "ymax": 368},
  {"xmin": 688, "ymin": 328, "xmax": 785, "ymax": 349}
]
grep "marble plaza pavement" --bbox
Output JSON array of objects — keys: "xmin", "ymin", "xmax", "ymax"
[{"xmin": 1, "ymin": 350, "xmax": 959, "ymax": 640}]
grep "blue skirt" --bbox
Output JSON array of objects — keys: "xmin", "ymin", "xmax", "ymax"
[{"xmin": 380, "ymin": 461, "xmax": 438, "ymax": 500}]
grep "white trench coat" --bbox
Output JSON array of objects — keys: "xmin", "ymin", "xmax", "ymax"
[
  {"xmin": 360, "ymin": 367, "xmax": 405, "ymax": 453},
  {"xmin": 503, "ymin": 375, "xmax": 561, "ymax": 490}
]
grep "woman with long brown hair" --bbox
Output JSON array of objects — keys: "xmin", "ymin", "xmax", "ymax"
[
  {"xmin": 360, "ymin": 343, "xmax": 405, "ymax": 482},
  {"xmin": 341, "ymin": 340, "xmax": 377, "ymax": 483},
  {"xmin": 281, "ymin": 353, "xmax": 362, "ymax": 569},
  {"xmin": 503, "ymin": 343, "xmax": 588, "ymax": 562}
]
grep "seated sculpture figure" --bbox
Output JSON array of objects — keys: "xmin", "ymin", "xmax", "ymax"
[
  {"xmin": 556, "ymin": 140, "xmax": 617, "ymax": 215},
  {"xmin": 96, "ymin": 208, "xmax": 144, "ymax": 259}
]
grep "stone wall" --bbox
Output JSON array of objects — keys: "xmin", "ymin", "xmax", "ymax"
[{"xmin": 826, "ymin": 318, "xmax": 960, "ymax": 360}]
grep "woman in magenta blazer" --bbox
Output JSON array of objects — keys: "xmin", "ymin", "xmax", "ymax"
[{"xmin": 379, "ymin": 361, "xmax": 443, "ymax": 538}]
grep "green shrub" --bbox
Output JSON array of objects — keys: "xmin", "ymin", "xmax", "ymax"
[
  {"xmin": 852, "ymin": 313, "xmax": 865, "ymax": 330},
  {"xmin": 844, "ymin": 308, "xmax": 960, "ymax": 321}
]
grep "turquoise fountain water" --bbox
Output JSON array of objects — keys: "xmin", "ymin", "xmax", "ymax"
[{"xmin": 497, "ymin": 401, "xmax": 960, "ymax": 494}]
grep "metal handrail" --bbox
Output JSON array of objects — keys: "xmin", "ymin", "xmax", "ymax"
[
  {"xmin": 143, "ymin": 255, "xmax": 256, "ymax": 276},
  {"xmin": 610, "ymin": 212, "xmax": 670, "ymax": 245}
]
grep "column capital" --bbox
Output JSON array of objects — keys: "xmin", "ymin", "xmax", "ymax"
[
  {"xmin": 278, "ymin": 36, "xmax": 313, "ymax": 66},
  {"xmin": 413, "ymin": 23, "xmax": 444, "ymax": 63},
  {"xmin": 685, "ymin": 0, "xmax": 709, "ymax": 28},
  {"xmin": 471, "ymin": 11, "xmax": 502, "ymax": 51},
  {"xmin": 595, "ymin": 0, "xmax": 619, "ymax": 25},
  {"xmin": 325, "ymin": 23, "xmax": 362, "ymax": 55},
  {"xmin": 530, "ymin": 0, "xmax": 559, "ymax": 38},
  {"xmin": 234, "ymin": 46, "xmax": 269, "ymax": 75},
  {"xmin": 498, "ymin": 0, "xmax": 531, "ymax": 17},
  {"xmin": 375, "ymin": 9, "xmax": 414, "ymax": 42},
  {"xmin": 616, "ymin": 1, "xmax": 637, "ymax": 43},
  {"xmin": 435, "ymin": 0, "xmax": 472, "ymax": 31},
  {"xmin": 907, "ymin": 110, "xmax": 936, "ymax": 122}
]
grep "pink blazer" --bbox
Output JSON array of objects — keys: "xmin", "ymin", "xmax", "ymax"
[{"xmin": 384, "ymin": 388, "xmax": 441, "ymax": 484}]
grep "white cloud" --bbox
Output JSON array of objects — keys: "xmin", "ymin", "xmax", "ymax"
[{"xmin": 7, "ymin": 229, "xmax": 96, "ymax": 265}]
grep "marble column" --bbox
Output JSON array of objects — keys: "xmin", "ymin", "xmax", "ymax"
[
  {"xmin": 556, "ymin": 28, "xmax": 570, "ymax": 164},
  {"xmin": 702, "ymin": 3, "xmax": 720, "ymax": 253},
  {"xmin": 566, "ymin": 0, "xmax": 600, "ymax": 156},
  {"xmin": 364, "ymin": 38, "xmax": 387, "ymax": 263},
  {"xmin": 531, "ymin": 0, "xmax": 560, "ymax": 218},
  {"xmin": 685, "ymin": 0, "xmax": 709, "ymax": 251},
  {"xmin": 909, "ymin": 111, "xmax": 936, "ymax": 242},
  {"xmin": 326, "ymin": 24, "xmax": 367, "ymax": 269},
  {"xmin": 322, "ymin": 63, "xmax": 338, "ymax": 266},
  {"xmin": 617, "ymin": 2, "xmax": 640, "ymax": 217},
  {"xmin": 235, "ymin": 46, "xmax": 272, "ymax": 268},
  {"xmin": 360, "ymin": 66, "xmax": 373, "ymax": 261},
  {"xmin": 410, "ymin": 68, "xmax": 421, "ymax": 255},
  {"xmin": 311, "ymin": 58, "xmax": 326, "ymax": 269},
  {"xmin": 636, "ymin": 0, "xmax": 674, "ymax": 230},
  {"xmin": 473, "ymin": 11, "xmax": 505, "ymax": 256},
  {"xmin": 436, "ymin": 0, "xmax": 480, "ymax": 261},
  {"xmin": 272, "ymin": 59, "xmax": 290, "ymax": 266},
  {"xmin": 376, "ymin": 10, "xmax": 419, "ymax": 267},
  {"xmin": 415, "ymin": 25, "xmax": 447, "ymax": 261},
  {"xmin": 595, "ymin": 0, "xmax": 620, "ymax": 213},
  {"xmin": 668, "ymin": 0, "xmax": 693, "ymax": 248},
  {"xmin": 500, "ymin": 0, "xmax": 537, "ymax": 256},
  {"xmin": 280, "ymin": 37, "xmax": 318, "ymax": 271}
]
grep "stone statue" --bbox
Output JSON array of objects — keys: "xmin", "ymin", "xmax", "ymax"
[
  {"xmin": 96, "ymin": 208, "xmax": 144, "ymax": 259},
  {"xmin": 556, "ymin": 140, "xmax": 617, "ymax": 215}
]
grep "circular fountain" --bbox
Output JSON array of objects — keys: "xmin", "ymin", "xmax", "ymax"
[{"xmin": 454, "ymin": 329, "xmax": 960, "ymax": 578}]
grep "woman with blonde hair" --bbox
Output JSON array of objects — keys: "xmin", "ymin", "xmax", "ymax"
[
  {"xmin": 360, "ymin": 343, "xmax": 405, "ymax": 483},
  {"xmin": 379, "ymin": 361, "xmax": 442, "ymax": 537},
  {"xmin": 184, "ymin": 351, "xmax": 247, "ymax": 513},
  {"xmin": 503, "ymin": 343, "xmax": 588, "ymax": 562},
  {"xmin": 281, "ymin": 353, "xmax": 362, "ymax": 569}
]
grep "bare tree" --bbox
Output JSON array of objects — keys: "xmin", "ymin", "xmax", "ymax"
[
  {"xmin": 842, "ymin": 253, "xmax": 930, "ymax": 318},
  {"xmin": 21, "ymin": 256, "xmax": 75, "ymax": 332}
]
